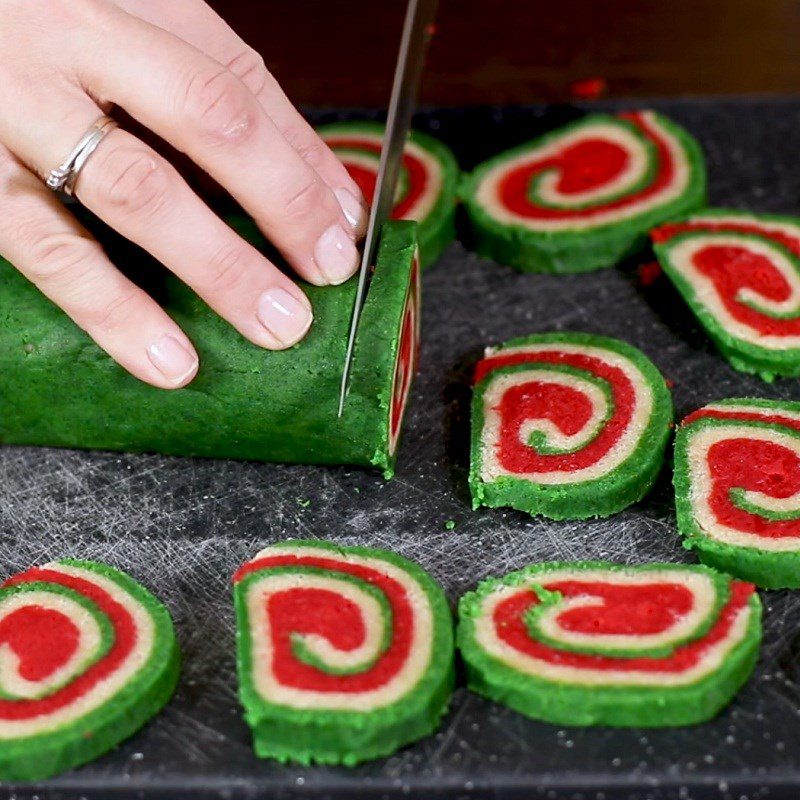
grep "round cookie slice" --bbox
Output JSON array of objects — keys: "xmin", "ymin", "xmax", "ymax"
[
  {"xmin": 457, "ymin": 562, "xmax": 761, "ymax": 727},
  {"xmin": 469, "ymin": 333, "xmax": 673, "ymax": 519},
  {"xmin": 461, "ymin": 111, "xmax": 706, "ymax": 273},
  {"xmin": 674, "ymin": 398, "xmax": 800, "ymax": 588},
  {"xmin": 0, "ymin": 560, "xmax": 180, "ymax": 781},
  {"xmin": 652, "ymin": 210, "xmax": 800, "ymax": 381},
  {"xmin": 319, "ymin": 120, "xmax": 459, "ymax": 267},
  {"xmin": 233, "ymin": 540, "xmax": 454, "ymax": 765}
]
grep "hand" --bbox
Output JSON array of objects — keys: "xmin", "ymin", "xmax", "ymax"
[{"xmin": 0, "ymin": 0, "xmax": 368, "ymax": 388}]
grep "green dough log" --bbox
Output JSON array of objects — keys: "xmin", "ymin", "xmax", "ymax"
[
  {"xmin": 0, "ymin": 219, "xmax": 420, "ymax": 477},
  {"xmin": 457, "ymin": 561, "xmax": 762, "ymax": 727},
  {"xmin": 233, "ymin": 540, "xmax": 454, "ymax": 765}
]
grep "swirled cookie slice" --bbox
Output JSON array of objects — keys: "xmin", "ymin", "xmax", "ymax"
[
  {"xmin": 234, "ymin": 541, "xmax": 454, "ymax": 765},
  {"xmin": 470, "ymin": 333, "xmax": 673, "ymax": 519},
  {"xmin": 0, "ymin": 561, "xmax": 179, "ymax": 781},
  {"xmin": 462, "ymin": 111, "xmax": 706, "ymax": 272},
  {"xmin": 675, "ymin": 398, "xmax": 800, "ymax": 588},
  {"xmin": 653, "ymin": 210, "xmax": 800, "ymax": 380},
  {"xmin": 319, "ymin": 121, "xmax": 459, "ymax": 266},
  {"xmin": 458, "ymin": 561, "xmax": 761, "ymax": 727}
]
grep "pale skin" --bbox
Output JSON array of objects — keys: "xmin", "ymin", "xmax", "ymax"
[{"xmin": 0, "ymin": 0, "xmax": 368, "ymax": 388}]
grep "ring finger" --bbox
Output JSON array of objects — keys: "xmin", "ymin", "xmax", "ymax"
[{"xmin": 3, "ymin": 96, "xmax": 317, "ymax": 356}]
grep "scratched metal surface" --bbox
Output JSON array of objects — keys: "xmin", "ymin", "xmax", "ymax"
[{"xmin": 3, "ymin": 98, "xmax": 800, "ymax": 800}]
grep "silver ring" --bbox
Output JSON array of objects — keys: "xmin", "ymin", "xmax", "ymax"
[{"xmin": 45, "ymin": 115, "xmax": 118, "ymax": 196}]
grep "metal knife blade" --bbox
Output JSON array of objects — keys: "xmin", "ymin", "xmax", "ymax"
[{"xmin": 336, "ymin": 0, "xmax": 439, "ymax": 417}]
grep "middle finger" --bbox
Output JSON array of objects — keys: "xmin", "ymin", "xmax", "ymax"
[
  {"xmin": 77, "ymin": 5, "xmax": 361, "ymax": 286},
  {"xmin": 114, "ymin": 0, "xmax": 368, "ymax": 234}
]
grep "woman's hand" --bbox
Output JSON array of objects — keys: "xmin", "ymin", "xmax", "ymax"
[{"xmin": 0, "ymin": 0, "xmax": 368, "ymax": 388}]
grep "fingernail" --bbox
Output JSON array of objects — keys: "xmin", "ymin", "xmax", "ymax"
[
  {"xmin": 334, "ymin": 188, "xmax": 368, "ymax": 236},
  {"xmin": 257, "ymin": 288, "xmax": 313, "ymax": 346},
  {"xmin": 147, "ymin": 334, "xmax": 199, "ymax": 385},
  {"xmin": 314, "ymin": 224, "xmax": 359, "ymax": 284}
]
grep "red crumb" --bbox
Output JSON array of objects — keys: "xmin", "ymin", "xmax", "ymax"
[
  {"xmin": 638, "ymin": 261, "xmax": 663, "ymax": 287},
  {"xmin": 568, "ymin": 77, "xmax": 609, "ymax": 100},
  {"xmin": 425, "ymin": 23, "xmax": 438, "ymax": 37},
  {"xmin": 665, "ymin": 379, "xmax": 675, "ymax": 389}
]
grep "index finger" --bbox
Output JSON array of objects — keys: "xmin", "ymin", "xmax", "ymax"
[{"xmin": 115, "ymin": 0, "xmax": 368, "ymax": 234}]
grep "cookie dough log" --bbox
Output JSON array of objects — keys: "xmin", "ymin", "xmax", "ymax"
[
  {"xmin": 0, "ymin": 561, "xmax": 179, "ymax": 781},
  {"xmin": 319, "ymin": 121, "xmax": 459, "ymax": 267},
  {"xmin": 233, "ymin": 540, "xmax": 454, "ymax": 765},
  {"xmin": 457, "ymin": 561, "xmax": 761, "ymax": 727},
  {"xmin": 675, "ymin": 398, "xmax": 800, "ymax": 589},
  {"xmin": 469, "ymin": 333, "xmax": 673, "ymax": 519},
  {"xmin": 652, "ymin": 210, "xmax": 800, "ymax": 381},
  {"xmin": 461, "ymin": 111, "xmax": 706, "ymax": 273},
  {"xmin": 0, "ymin": 220, "xmax": 420, "ymax": 477}
]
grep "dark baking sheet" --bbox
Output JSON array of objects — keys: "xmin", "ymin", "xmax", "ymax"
[{"xmin": 3, "ymin": 97, "xmax": 800, "ymax": 800}]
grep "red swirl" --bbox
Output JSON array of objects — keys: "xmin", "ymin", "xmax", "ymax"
[
  {"xmin": 539, "ymin": 580, "xmax": 694, "ymax": 637},
  {"xmin": 692, "ymin": 244, "xmax": 800, "ymax": 335},
  {"xmin": 495, "ymin": 112, "xmax": 675, "ymax": 221},
  {"xmin": 390, "ymin": 259, "xmax": 420, "ymax": 448},
  {"xmin": 653, "ymin": 219, "xmax": 800, "ymax": 336},
  {"xmin": 234, "ymin": 555, "xmax": 413, "ymax": 692},
  {"xmin": 493, "ymin": 580, "xmax": 753, "ymax": 673},
  {"xmin": 475, "ymin": 350, "xmax": 634, "ymax": 473},
  {"xmin": 707, "ymin": 439, "xmax": 800, "ymax": 537},
  {"xmin": 325, "ymin": 137, "xmax": 429, "ymax": 219},
  {"xmin": 684, "ymin": 408, "xmax": 800, "ymax": 539},
  {"xmin": 0, "ymin": 568, "xmax": 136, "ymax": 721},
  {"xmin": 0, "ymin": 607, "xmax": 79, "ymax": 685}
]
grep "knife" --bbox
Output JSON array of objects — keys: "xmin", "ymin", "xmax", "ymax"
[{"xmin": 336, "ymin": 0, "xmax": 439, "ymax": 417}]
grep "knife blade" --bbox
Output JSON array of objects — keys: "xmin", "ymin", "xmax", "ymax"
[{"xmin": 336, "ymin": 0, "xmax": 439, "ymax": 417}]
